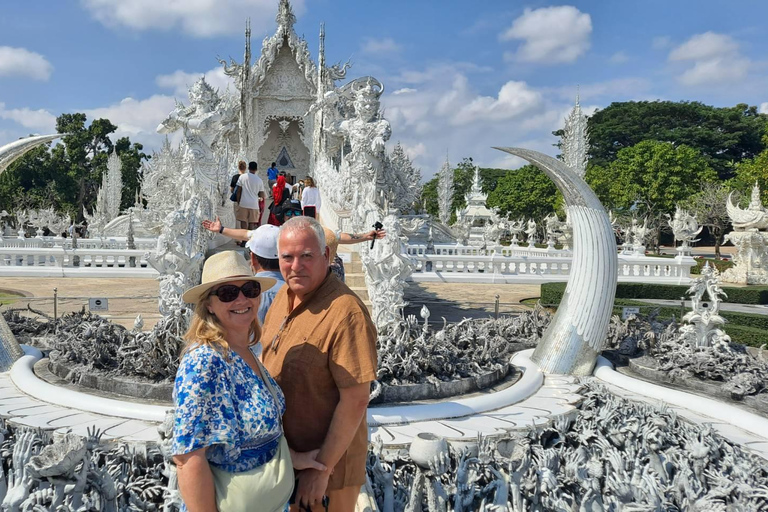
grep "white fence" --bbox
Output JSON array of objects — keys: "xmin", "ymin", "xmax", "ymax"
[
  {"xmin": 0, "ymin": 246, "xmax": 158, "ymax": 278},
  {"xmin": 406, "ymin": 244, "xmax": 695, "ymax": 285},
  {"xmin": 0, "ymin": 235, "xmax": 157, "ymax": 251}
]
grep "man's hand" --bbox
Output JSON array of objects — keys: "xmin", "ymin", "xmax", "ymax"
[
  {"xmin": 368, "ymin": 229, "xmax": 386, "ymax": 240},
  {"xmin": 202, "ymin": 217, "xmax": 222, "ymax": 233},
  {"xmin": 295, "ymin": 468, "xmax": 330, "ymax": 511}
]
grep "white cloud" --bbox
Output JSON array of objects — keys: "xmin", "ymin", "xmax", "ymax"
[
  {"xmin": 360, "ymin": 37, "xmax": 401, "ymax": 55},
  {"xmin": 0, "ymin": 103, "xmax": 56, "ymax": 132},
  {"xmin": 392, "ymin": 88, "xmax": 417, "ymax": 95},
  {"xmin": 0, "ymin": 46, "xmax": 53, "ymax": 81},
  {"xmin": 156, "ymin": 66, "xmax": 234, "ymax": 97},
  {"xmin": 84, "ymin": 95, "xmax": 177, "ymax": 144},
  {"xmin": 668, "ymin": 32, "xmax": 750, "ymax": 86},
  {"xmin": 760, "ymin": 102, "xmax": 768, "ymax": 115},
  {"xmin": 80, "ymin": 0, "xmax": 305, "ymax": 37},
  {"xmin": 609, "ymin": 51, "xmax": 628, "ymax": 64},
  {"xmin": 381, "ymin": 64, "xmax": 573, "ymax": 179},
  {"xmin": 500, "ymin": 6, "xmax": 592, "ymax": 64}
]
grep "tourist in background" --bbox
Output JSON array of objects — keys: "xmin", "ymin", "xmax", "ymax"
[
  {"xmin": 300, "ymin": 176, "xmax": 321, "ymax": 218},
  {"xmin": 230, "ymin": 160, "xmax": 247, "ymax": 230},
  {"xmin": 262, "ymin": 217, "xmax": 377, "ymax": 512},
  {"xmin": 237, "ymin": 161, "xmax": 266, "ymax": 234},
  {"xmin": 201, "ymin": 218, "xmax": 285, "ymax": 325},
  {"xmin": 172, "ymin": 250, "xmax": 325, "ymax": 512},
  {"xmin": 267, "ymin": 161, "xmax": 279, "ymax": 197},
  {"xmin": 291, "ymin": 179, "xmax": 305, "ymax": 201}
]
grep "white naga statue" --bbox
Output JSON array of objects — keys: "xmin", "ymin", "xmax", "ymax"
[
  {"xmin": 630, "ymin": 217, "xmax": 650, "ymax": 253},
  {"xmin": 666, "ymin": 206, "xmax": 702, "ymax": 256},
  {"xmin": 723, "ymin": 183, "xmax": 768, "ymax": 284}
]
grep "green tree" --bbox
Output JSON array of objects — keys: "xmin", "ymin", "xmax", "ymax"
[
  {"xmin": 579, "ymin": 101, "xmax": 767, "ymax": 180},
  {"xmin": 486, "ymin": 165, "xmax": 558, "ymax": 220},
  {"xmin": 731, "ymin": 134, "xmax": 768, "ymax": 204},
  {"xmin": 0, "ymin": 114, "xmax": 148, "ymax": 220},
  {"xmin": 589, "ymin": 140, "xmax": 717, "ymax": 251},
  {"xmin": 682, "ymin": 182, "xmax": 734, "ymax": 258}
]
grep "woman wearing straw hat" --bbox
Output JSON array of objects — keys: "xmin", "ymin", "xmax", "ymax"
[{"xmin": 171, "ymin": 251, "xmax": 326, "ymax": 512}]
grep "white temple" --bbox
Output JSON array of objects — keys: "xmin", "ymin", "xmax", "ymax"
[{"xmin": 455, "ymin": 166, "xmax": 497, "ymax": 245}]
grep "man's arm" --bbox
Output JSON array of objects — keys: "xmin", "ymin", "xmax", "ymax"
[
  {"xmin": 294, "ymin": 381, "xmax": 370, "ymax": 509},
  {"xmin": 338, "ymin": 229, "xmax": 387, "ymax": 245},
  {"xmin": 201, "ymin": 217, "xmax": 250, "ymax": 241},
  {"xmin": 174, "ymin": 448, "xmax": 217, "ymax": 512}
]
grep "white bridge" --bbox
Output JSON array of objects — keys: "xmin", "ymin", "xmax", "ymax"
[
  {"xmin": 406, "ymin": 243, "xmax": 695, "ymax": 285},
  {"xmin": 0, "ymin": 236, "xmax": 158, "ymax": 278},
  {"xmin": 0, "ymin": 236, "xmax": 694, "ymax": 284}
]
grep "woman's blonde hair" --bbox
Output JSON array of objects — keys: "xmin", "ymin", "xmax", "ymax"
[
  {"xmin": 182, "ymin": 296, "xmax": 261, "ymax": 357},
  {"xmin": 238, "ymin": 160, "xmax": 247, "ymax": 171},
  {"xmin": 304, "ymin": 176, "xmax": 316, "ymax": 188}
]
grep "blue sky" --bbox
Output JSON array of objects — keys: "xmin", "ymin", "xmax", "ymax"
[{"xmin": 2, "ymin": 0, "xmax": 768, "ymax": 179}]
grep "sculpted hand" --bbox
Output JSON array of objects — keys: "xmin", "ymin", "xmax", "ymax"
[
  {"xmin": 295, "ymin": 468, "xmax": 330, "ymax": 511},
  {"xmin": 202, "ymin": 217, "xmax": 222, "ymax": 233},
  {"xmin": 290, "ymin": 449, "xmax": 328, "ymax": 472}
]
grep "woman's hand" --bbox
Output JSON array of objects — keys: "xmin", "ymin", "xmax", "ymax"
[
  {"xmin": 290, "ymin": 448, "xmax": 328, "ymax": 472},
  {"xmin": 202, "ymin": 217, "xmax": 222, "ymax": 233}
]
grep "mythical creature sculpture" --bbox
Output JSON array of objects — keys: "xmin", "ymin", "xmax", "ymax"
[
  {"xmin": 723, "ymin": 183, "xmax": 768, "ymax": 284},
  {"xmin": 507, "ymin": 218, "xmax": 524, "ymax": 246},
  {"xmin": 667, "ymin": 206, "xmax": 702, "ymax": 255},
  {"xmin": 726, "ymin": 182, "xmax": 768, "ymax": 231}
]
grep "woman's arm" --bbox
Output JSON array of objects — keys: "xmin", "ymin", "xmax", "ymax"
[
  {"xmin": 174, "ymin": 448, "xmax": 217, "ymax": 512},
  {"xmin": 202, "ymin": 217, "xmax": 250, "ymax": 242}
]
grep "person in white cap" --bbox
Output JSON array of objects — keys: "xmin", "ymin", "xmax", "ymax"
[
  {"xmin": 202, "ymin": 220, "xmax": 285, "ymax": 324},
  {"xmin": 245, "ymin": 224, "xmax": 285, "ymax": 325}
]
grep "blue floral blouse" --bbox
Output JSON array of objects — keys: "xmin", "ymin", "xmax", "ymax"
[{"xmin": 172, "ymin": 344, "xmax": 286, "ymax": 474}]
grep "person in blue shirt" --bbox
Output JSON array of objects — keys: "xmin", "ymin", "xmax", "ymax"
[
  {"xmin": 267, "ymin": 162, "xmax": 279, "ymax": 197},
  {"xmin": 245, "ymin": 224, "xmax": 285, "ymax": 325}
]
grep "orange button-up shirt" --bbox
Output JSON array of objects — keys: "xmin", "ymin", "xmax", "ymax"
[{"xmin": 261, "ymin": 272, "xmax": 377, "ymax": 489}]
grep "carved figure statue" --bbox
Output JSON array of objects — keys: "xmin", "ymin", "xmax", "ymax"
[
  {"xmin": 667, "ymin": 206, "xmax": 702, "ymax": 255},
  {"xmin": 525, "ymin": 218, "xmax": 538, "ymax": 246},
  {"xmin": 680, "ymin": 262, "xmax": 730, "ymax": 348},
  {"xmin": 630, "ymin": 217, "xmax": 649, "ymax": 252}
]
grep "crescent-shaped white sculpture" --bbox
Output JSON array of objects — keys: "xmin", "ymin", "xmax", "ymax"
[
  {"xmin": 493, "ymin": 147, "xmax": 618, "ymax": 375},
  {"xmin": 0, "ymin": 134, "xmax": 61, "ymax": 175}
]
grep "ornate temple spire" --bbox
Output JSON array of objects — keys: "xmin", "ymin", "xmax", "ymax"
[
  {"xmin": 276, "ymin": 0, "xmax": 297, "ymax": 32},
  {"xmin": 561, "ymin": 87, "xmax": 589, "ymax": 178},
  {"xmin": 318, "ymin": 22, "xmax": 325, "ymax": 97},
  {"xmin": 470, "ymin": 165, "xmax": 482, "ymax": 196}
]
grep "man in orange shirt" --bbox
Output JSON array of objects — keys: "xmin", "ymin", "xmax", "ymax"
[{"xmin": 261, "ymin": 216, "xmax": 377, "ymax": 512}]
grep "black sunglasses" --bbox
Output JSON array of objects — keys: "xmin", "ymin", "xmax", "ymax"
[{"xmin": 209, "ymin": 281, "xmax": 261, "ymax": 302}]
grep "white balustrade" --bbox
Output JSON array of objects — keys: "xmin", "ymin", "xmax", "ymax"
[
  {"xmin": 0, "ymin": 236, "xmax": 157, "ymax": 251},
  {"xmin": 407, "ymin": 245, "xmax": 695, "ymax": 285},
  {"xmin": 0, "ymin": 246, "xmax": 158, "ymax": 278}
]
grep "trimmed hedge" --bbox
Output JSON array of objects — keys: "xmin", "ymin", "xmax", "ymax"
[
  {"xmin": 539, "ymin": 288, "xmax": 768, "ymax": 348},
  {"xmin": 692, "ymin": 258, "xmax": 734, "ymax": 275},
  {"xmin": 541, "ymin": 282, "xmax": 768, "ymax": 305}
]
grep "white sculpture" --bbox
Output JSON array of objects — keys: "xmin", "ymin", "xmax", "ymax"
[
  {"xmin": 385, "ymin": 143, "xmax": 421, "ymax": 214},
  {"xmin": 507, "ymin": 218, "xmax": 524, "ymax": 246},
  {"xmin": 723, "ymin": 183, "xmax": 768, "ymax": 284},
  {"xmin": 525, "ymin": 218, "xmax": 538, "ymax": 246},
  {"xmin": 494, "ymin": 147, "xmax": 618, "ymax": 375},
  {"xmin": 561, "ymin": 92, "xmax": 589, "ymax": 178},
  {"xmin": 630, "ymin": 217, "xmax": 649, "ymax": 254},
  {"xmin": 667, "ymin": 206, "xmax": 702, "ymax": 256},
  {"xmin": 680, "ymin": 262, "xmax": 731, "ymax": 348},
  {"xmin": 437, "ymin": 156, "xmax": 454, "ymax": 225},
  {"xmin": 84, "ymin": 151, "xmax": 122, "ymax": 238}
]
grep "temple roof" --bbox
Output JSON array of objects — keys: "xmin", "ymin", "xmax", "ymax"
[{"xmin": 461, "ymin": 166, "xmax": 494, "ymax": 218}]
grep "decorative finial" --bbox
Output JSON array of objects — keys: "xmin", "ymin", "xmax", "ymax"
[{"xmin": 276, "ymin": 0, "xmax": 296, "ymax": 31}]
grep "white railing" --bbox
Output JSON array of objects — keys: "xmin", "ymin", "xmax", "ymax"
[
  {"xmin": 407, "ymin": 250, "xmax": 695, "ymax": 285},
  {"xmin": 0, "ymin": 235, "xmax": 157, "ymax": 251},
  {"xmin": 0, "ymin": 246, "xmax": 158, "ymax": 278},
  {"xmin": 406, "ymin": 243, "xmax": 571, "ymax": 258}
]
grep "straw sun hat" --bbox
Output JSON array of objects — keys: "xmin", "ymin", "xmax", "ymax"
[{"xmin": 182, "ymin": 251, "xmax": 277, "ymax": 304}]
